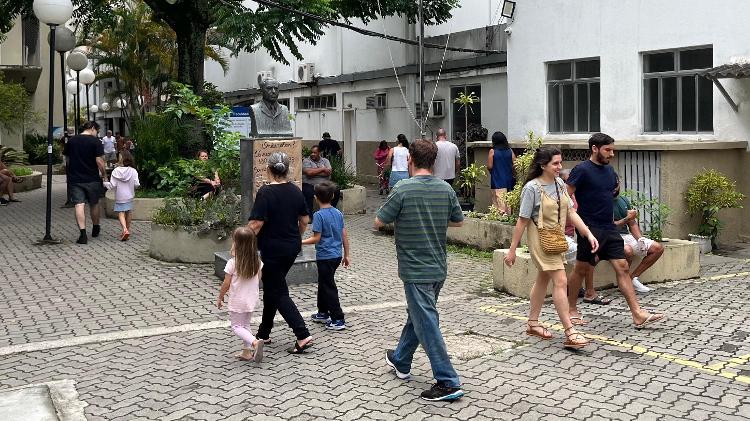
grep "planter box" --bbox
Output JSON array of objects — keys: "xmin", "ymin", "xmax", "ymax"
[
  {"xmin": 214, "ymin": 246, "xmax": 317, "ymax": 285},
  {"xmin": 447, "ymin": 217, "xmax": 522, "ymax": 251},
  {"xmin": 29, "ymin": 164, "xmax": 66, "ymax": 175},
  {"xmin": 14, "ymin": 171, "xmax": 42, "ymax": 192},
  {"xmin": 149, "ymin": 223, "xmax": 233, "ymax": 263},
  {"xmin": 492, "ymin": 238, "xmax": 699, "ymax": 298},
  {"xmin": 313, "ymin": 184, "xmax": 367, "ymax": 215},
  {"xmin": 104, "ymin": 191, "xmax": 165, "ymax": 221}
]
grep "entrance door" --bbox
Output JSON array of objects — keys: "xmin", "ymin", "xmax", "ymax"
[{"xmin": 342, "ymin": 109, "xmax": 356, "ymax": 172}]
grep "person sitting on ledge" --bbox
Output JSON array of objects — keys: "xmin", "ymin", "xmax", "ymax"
[
  {"xmin": 192, "ymin": 150, "xmax": 221, "ymax": 200},
  {"xmin": 0, "ymin": 159, "xmax": 22, "ymax": 205}
]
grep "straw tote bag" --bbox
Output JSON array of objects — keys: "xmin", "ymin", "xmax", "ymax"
[{"xmin": 533, "ymin": 180, "xmax": 568, "ymax": 254}]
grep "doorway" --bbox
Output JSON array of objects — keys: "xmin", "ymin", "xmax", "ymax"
[{"xmin": 342, "ymin": 109, "xmax": 356, "ymax": 172}]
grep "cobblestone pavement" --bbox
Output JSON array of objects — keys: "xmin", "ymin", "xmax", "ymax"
[{"xmin": 1, "ymin": 179, "xmax": 749, "ymax": 420}]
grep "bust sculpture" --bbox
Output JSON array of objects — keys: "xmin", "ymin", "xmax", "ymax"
[{"xmin": 251, "ymin": 75, "xmax": 293, "ymax": 137}]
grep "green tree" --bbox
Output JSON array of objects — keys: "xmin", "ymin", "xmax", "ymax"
[
  {"xmin": 0, "ymin": 73, "xmax": 35, "ymax": 132},
  {"xmin": 2, "ymin": 0, "xmax": 458, "ymax": 94}
]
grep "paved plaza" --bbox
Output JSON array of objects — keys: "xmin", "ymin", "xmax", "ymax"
[{"xmin": 0, "ymin": 177, "xmax": 749, "ymax": 421}]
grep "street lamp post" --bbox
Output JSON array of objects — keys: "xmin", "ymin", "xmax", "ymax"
[
  {"xmin": 79, "ymin": 68, "xmax": 96, "ymax": 121},
  {"xmin": 33, "ymin": 0, "xmax": 74, "ymax": 244},
  {"xmin": 48, "ymin": 26, "xmax": 75, "ymax": 141},
  {"xmin": 66, "ymin": 51, "xmax": 88, "ymax": 133}
]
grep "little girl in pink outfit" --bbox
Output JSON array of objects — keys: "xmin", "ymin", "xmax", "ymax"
[{"xmin": 217, "ymin": 227, "xmax": 264, "ymax": 362}]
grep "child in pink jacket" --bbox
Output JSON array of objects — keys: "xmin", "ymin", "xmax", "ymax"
[{"xmin": 104, "ymin": 151, "xmax": 140, "ymax": 241}]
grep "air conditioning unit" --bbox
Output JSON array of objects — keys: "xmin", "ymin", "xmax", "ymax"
[
  {"xmin": 257, "ymin": 70, "xmax": 273, "ymax": 82},
  {"xmin": 415, "ymin": 99, "xmax": 445, "ymax": 119},
  {"xmin": 297, "ymin": 63, "xmax": 315, "ymax": 83}
]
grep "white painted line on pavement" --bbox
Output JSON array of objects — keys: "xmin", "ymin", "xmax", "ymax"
[{"xmin": 0, "ymin": 294, "xmax": 473, "ymax": 357}]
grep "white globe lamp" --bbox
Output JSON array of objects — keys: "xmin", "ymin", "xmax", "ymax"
[
  {"xmin": 90, "ymin": 105, "xmax": 99, "ymax": 113},
  {"xmin": 79, "ymin": 68, "xmax": 95, "ymax": 85},
  {"xmin": 114, "ymin": 98, "xmax": 127, "ymax": 109},
  {"xmin": 66, "ymin": 79, "xmax": 79, "ymax": 94},
  {"xmin": 48, "ymin": 26, "xmax": 75, "ymax": 52},
  {"xmin": 66, "ymin": 51, "xmax": 88, "ymax": 72},
  {"xmin": 33, "ymin": 0, "xmax": 74, "ymax": 25},
  {"xmin": 100, "ymin": 102, "xmax": 110, "ymax": 112}
]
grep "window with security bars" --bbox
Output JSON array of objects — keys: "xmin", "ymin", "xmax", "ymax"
[
  {"xmin": 643, "ymin": 47, "xmax": 713, "ymax": 133},
  {"xmin": 547, "ymin": 59, "xmax": 600, "ymax": 134},
  {"xmin": 296, "ymin": 94, "xmax": 336, "ymax": 111}
]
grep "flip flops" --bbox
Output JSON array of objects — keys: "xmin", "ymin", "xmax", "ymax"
[
  {"xmin": 634, "ymin": 313, "xmax": 666, "ymax": 329},
  {"xmin": 287, "ymin": 339, "xmax": 313, "ymax": 354}
]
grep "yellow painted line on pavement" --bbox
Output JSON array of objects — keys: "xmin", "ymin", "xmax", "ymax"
[
  {"xmin": 479, "ymin": 304, "xmax": 750, "ymax": 385},
  {"xmin": 702, "ymin": 271, "xmax": 750, "ymax": 282}
]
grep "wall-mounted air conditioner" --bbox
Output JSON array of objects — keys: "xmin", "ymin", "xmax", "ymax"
[{"xmin": 297, "ymin": 63, "xmax": 315, "ymax": 83}]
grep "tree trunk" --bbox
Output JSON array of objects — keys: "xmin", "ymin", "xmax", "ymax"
[{"xmin": 175, "ymin": 26, "xmax": 207, "ymax": 94}]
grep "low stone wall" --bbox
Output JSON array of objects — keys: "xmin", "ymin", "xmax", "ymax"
[
  {"xmin": 312, "ymin": 185, "xmax": 367, "ymax": 215},
  {"xmin": 492, "ymin": 238, "xmax": 699, "ymax": 298},
  {"xmin": 29, "ymin": 164, "xmax": 66, "ymax": 175},
  {"xmin": 149, "ymin": 224, "xmax": 233, "ymax": 263},
  {"xmin": 214, "ymin": 246, "xmax": 317, "ymax": 285},
  {"xmin": 447, "ymin": 217, "xmax": 520, "ymax": 251},
  {"xmin": 104, "ymin": 191, "xmax": 165, "ymax": 221},
  {"xmin": 14, "ymin": 171, "xmax": 42, "ymax": 192}
]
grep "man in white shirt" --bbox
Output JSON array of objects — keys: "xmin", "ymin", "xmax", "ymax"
[
  {"xmin": 101, "ymin": 130, "xmax": 117, "ymax": 168},
  {"xmin": 433, "ymin": 128, "xmax": 460, "ymax": 186}
]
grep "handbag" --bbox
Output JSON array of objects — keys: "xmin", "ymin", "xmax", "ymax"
[{"xmin": 533, "ymin": 180, "xmax": 568, "ymax": 254}]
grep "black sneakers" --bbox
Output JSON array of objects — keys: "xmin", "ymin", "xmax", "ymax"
[
  {"xmin": 91, "ymin": 225, "xmax": 101, "ymax": 237},
  {"xmin": 420, "ymin": 383, "xmax": 465, "ymax": 402}
]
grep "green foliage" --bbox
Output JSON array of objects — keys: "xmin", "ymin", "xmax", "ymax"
[
  {"xmin": 151, "ymin": 190, "xmax": 241, "ymax": 240},
  {"xmin": 23, "ymin": 132, "xmax": 62, "ymax": 165},
  {"xmin": 330, "ymin": 155, "xmax": 357, "ymax": 189},
  {"xmin": 131, "ymin": 113, "xmax": 185, "ymax": 189},
  {"xmin": 0, "ymin": 146, "xmax": 28, "ymax": 166},
  {"xmin": 157, "ymin": 158, "xmax": 212, "ymax": 196},
  {"xmin": 507, "ymin": 131, "xmax": 544, "ymax": 220},
  {"xmin": 458, "ymin": 163, "xmax": 487, "ymax": 203},
  {"xmin": 466, "ymin": 205, "xmax": 513, "ymax": 223},
  {"xmin": 0, "ymin": 73, "xmax": 36, "ymax": 132},
  {"xmin": 622, "ymin": 190, "xmax": 672, "ymax": 242},
  {"xmin": 446, "ymin": 244, "xmax": 493, "ymax": 260},
  {"xmin": 684, "ymin": 169, "xmax": 746, "ymax": 239},
  {"xmin": 9, "ymin": 166, "xmax": 33, "ymax": 176},
  {"xmin": 302, "ymin": 145, "xmax": 312, "ymax": 158}
]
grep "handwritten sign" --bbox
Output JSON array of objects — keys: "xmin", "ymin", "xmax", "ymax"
[{"xmin": 251, "ymin": 139, "xmax": 302, "ymax": 197}]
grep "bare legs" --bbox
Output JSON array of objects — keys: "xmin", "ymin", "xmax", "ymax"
[
  {"xmin": 74, "ymin": 202, "xmax": 101, "ymax": 229},
  {"xmin": 528, "ymin": 270, "xmax": 587, "ymax": 346},
  {"xmin": 627, "ymin": 243, "xmax": 664, "ymax": 278}
]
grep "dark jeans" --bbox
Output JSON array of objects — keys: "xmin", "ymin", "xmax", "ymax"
[
  {"xmin": 256, "ymin": 254, "xmax": 310, "ymax": 341},
  {"xmin": 316, "ymin": 257, "xmax": 344, "ymax": 321},
  {"xmin": 302, "ymin": 182, "xmax": 341, "ymax": 219},
  {"xmin": 390, "ymin": 281, "xmax": 460, "ymax": 387}
]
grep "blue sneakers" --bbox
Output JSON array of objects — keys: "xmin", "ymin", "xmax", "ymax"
[
  {"xmin": 310, "ymin": 312, "xmax": 330, "ymax": 323},
  {"xmin": 325, "ymin": 319, "xmax": 346, "ymax": 331}
]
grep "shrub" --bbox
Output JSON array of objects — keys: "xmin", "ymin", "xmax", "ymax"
[
  {"xmin": 330, "ymin": 155, "xmax": 356, "ymax": 189},
  {"xmin": 23, "ymin": 132, "xmax": 61, "ymax": 165},
  {"xmin": 151, "ymin": 190, "xmax": 241, "ymax": 240},
  {"xmin": 0, "ymin": 146, "xmax": 28, "ymax": 166},
  {"xmin": 466, "ymin": 205, "xmax": 513, "ymax": 223},
  {"xmin": 157, "ymin": 158, "xmax": 212, "ymax": 196},
  {"xmin": 506, "ymin": 131, "xmax": 543, "ymax": 220},
  {"xmin": 458, "ymin": 163, "xmax": 487, "ymax": 204},
  {"xmin": 622, "ymin": 190, "xmax": 672, "ymax": 242},
  {"xmin": 684, "ymin": 169, "xmax": 745, "ymax": 242},
  {"xmin": 131, "ymin": 113, "xmax": 185, "ymax": 189},
  {"xmin": 9, "ymin": 166, "xmax": 33, "ymax": 176}
]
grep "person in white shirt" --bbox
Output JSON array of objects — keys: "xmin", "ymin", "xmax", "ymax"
[
  {"xmin": 386, "ymin": 134, "xmax": 410, "ymax": 189},
  {"xmin": 433, "ymin": 128, "xmax": 460, "ymax": 186},
  {"xmin": 101, "ymin": 130, "xmax": 117, "ymax": 168}
]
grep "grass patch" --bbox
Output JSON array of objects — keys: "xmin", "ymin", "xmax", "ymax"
[
  {"xmin": 447, "ymin": 244, "xmax": 493, "ymax": 259},
  {"xmin": 135, "ymin": 189, "xmax": 170, "ymax": 198},
  {"xmin": 9, "ymin": 166, "xmax": 33, "ymax": 176}
]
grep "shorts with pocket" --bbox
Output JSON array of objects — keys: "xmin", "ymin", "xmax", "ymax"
[
  {"xmin": 621, "ymin": 234, "xmax": 654, "ymax": 257},
  {"xmin": 69, "ymin": 182, "xmax": 104, "ymax": 206},
  {"xmin": 576, "ymin": 227, "xmax": 625, "ymax": 265}
]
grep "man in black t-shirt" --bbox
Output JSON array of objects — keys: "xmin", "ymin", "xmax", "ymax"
[
  {"xmin": 318, "ymin": 132, "xmax": 341, "ymax": 159},
  {"xmin": 64, "ymin": 121, "xmax": 107, "ymax": 244},
  {"xmin": 566, "ymin": 133, "xmax": 665, "ymax": 329}
]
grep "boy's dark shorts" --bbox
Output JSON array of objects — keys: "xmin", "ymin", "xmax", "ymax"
[
  {"xmin": 70, "ymin": 181, "xmax": 105, "ymax": 206},
  {"xmin": 576, "ymin": 227, "xmax": 625, "ymax": 265}
]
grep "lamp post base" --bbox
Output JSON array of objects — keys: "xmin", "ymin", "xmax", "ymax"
[{"xmin": 36, "ymin": 237, "xmax": 63, "ymax": 245}]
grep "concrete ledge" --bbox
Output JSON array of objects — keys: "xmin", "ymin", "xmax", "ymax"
[
  {"xmin": 492, "ymin": 238, "xmax": 700, "ymax": 298},
  {"xmin": 149, "ymin": 224, "xmax": 233, "ymax": 263},
  {"xmin": 214, "ymin": 245, "xmax": 318, "ymax": 285},
  {"xmin": 447, "ymin": 217, "xmax": 522, "ymax": 251},
  {"xmin": 13, "ymin": 171, "xmax": 42, "ymax": 192},
  {"xmin": 338, "ymin": 185, "xmax": 367, "ymax": 214},
  {"xmin": 105, "ymin": 191, "xmax": 165, "ymax": 221},
  {"xmin": 29, "ymin": 164, "xmax": 66, "ymax": 175}
]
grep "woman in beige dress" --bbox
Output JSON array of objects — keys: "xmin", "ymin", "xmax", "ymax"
[{"xmin": 504, "ymin": 146, "xmax": 598, "ymax": 349}]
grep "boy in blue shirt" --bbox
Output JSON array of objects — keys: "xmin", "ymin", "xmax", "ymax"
[{"xmin": 302, "ymin": 181, "xmax": 351, "ymax": 330}]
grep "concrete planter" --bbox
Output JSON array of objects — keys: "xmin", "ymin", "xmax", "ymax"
[
  {"xmin": 149, "ymin": 223, "xmax": 234, "ymax": 263},
  {"xmin": 492, "ymin": 238, "xmax": 699, "ymax": 298},
  {"xmin": 14, "ymin": 171, "xmax": 42, "ymax": 192},
  {"xmin": 447, "ymin": 217, "xmax": 521, "ymax": 251},
  {"xmin": 688, "ymin": 234, "xmax": 713, "ymax": 254},
  {"xmin": 338, "ymin": 185, "xmax": 367, "ymax": 214},
  {"xmin": 29, "ymin": 164, "xmax": 66, "ymax": 175},
  {"xmin": 104, "ymin": 191, "xmax": 165, "ymax": 221}
]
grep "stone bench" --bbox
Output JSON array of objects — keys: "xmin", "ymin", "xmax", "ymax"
[
  {"xmin": 104, "ymin": 191, "xmax": 164, "ymax": 221},
  {"xmin": 492, "ymin": 238, "xmax": 700, "ymax": 298},
  {"xmin": 213, "ymin": 245, "xmax": 318, "ymax": 285},
  {"xmin": 14, "ymin": 171, "xmax": 42, "ymax": 193}
]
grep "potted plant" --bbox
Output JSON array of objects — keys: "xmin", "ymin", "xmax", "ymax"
[
  {"xmin": 684, "ymin": 169, "xmax": 745, "ymax": 252},
  {"xmin": 458, "ymin": 163, "xmax": 486, "ymax": 211}
]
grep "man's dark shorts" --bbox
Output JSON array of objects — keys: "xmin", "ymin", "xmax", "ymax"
[
  {"xmin": 576, "ymin": 227, "xmax": 625, "ymax": 265},
  {"xmin": 70, "ymin": 182, "xmax": 104, "ymax": 206}
]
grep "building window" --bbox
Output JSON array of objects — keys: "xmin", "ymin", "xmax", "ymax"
[
  {"xmin": 547, "ymin": 58, "xmax": 600, "ymax": 134},
  {"xmin": 278, "ymin": 98, "xmax": 290, "ymax": 109},
  {"xmin": 643, "ymin": 47, "xmax": 713, "ymax": 133},
  {"xmin": 451, "ymin": 85, "xmax": 482, "ymax": 141},
  {"xmin": 296, "ymin": 94, "xmax": 336, "ymax": 111}
]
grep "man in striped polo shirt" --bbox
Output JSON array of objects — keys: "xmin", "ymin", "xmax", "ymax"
[{"xmin": 374, "ymin": 138, "xmax": 465, "ymax": 402}]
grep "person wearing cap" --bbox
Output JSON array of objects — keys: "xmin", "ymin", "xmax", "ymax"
[
  {"xmin": 318, "ymin": 132, "xmax": 341, "ymax": 159},
  {"xmin": 247, "ymin": 152, "xmax": 314, "ymax": 354}
]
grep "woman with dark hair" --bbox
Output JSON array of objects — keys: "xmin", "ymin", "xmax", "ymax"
[
  {"xmin": 503, "ymin": 146, "xmax": 598, "ymax": 349},
  {"xmin": 247, "ymin": 152, "xmax": 314, "ymax": 354},
  {"xmin": 373, "ymin": 140, "xmax": 391, "ymax": 195},
  {"xmin": 487, "ymin": 131, "xmax": 515, "ymax": 214},
  {"xmin": 386, "ymin": 134, "xmax": 410, "ymax": 188}
]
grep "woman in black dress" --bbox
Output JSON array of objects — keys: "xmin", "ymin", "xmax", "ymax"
[{"xmin": 247, "ymin": 152, "xmax": 313, "ymax": 354}]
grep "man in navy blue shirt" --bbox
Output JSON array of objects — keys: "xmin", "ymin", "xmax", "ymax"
[{"xmin": 566, "ymin": 133, "xmax": 665, "ymax": 329}]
